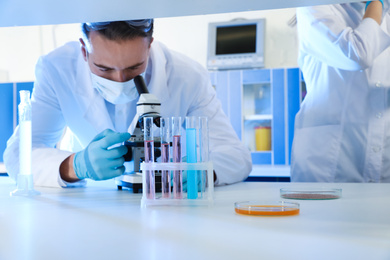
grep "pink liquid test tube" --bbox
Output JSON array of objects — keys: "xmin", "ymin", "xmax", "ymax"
[
  {"xmin": 160, "ymin": 117, "xmax": 171, "ymax": 198},
  {"xmin": 144, "ymin": 117, "xmax": 155, "ymax": 199},
  {"xmin": 172, "ymin": 116, "xmax": 183, "ymax": 199}
]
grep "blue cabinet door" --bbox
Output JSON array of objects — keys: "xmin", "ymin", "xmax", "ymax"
[
  {"xmin": 0, "ymin": 82, "xmax": 34, "ymax": 163},
  {"xmin": 0, "ymin": 83, "xmax": 14, "ymax": 163},
  {"xmin": 286, "ymin": 68, "xmax": 301, "ymax": 164},
  {"xmin": 272, "ymin": 69, "xmax": 286, "ymax": 165}
]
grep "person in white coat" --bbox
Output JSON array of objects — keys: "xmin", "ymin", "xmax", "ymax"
[
  {"xmin": 291, "ymin": 1, "xmax": 390, "ymax": 182},
  {"xmin": 3, "ymin": 20, "xmax": 252, "ymax": 188}
]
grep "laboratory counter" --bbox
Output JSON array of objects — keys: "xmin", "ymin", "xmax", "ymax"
[{"xmin": 0, "ymin": 176, "xmax": 390, "ymax": 260}]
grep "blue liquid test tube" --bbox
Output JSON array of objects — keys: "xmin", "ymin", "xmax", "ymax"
[
  {"xmin": 144, "ymin": 117, "xmax": 155, "ymax": 199},
  {"xmin": 172, "ymin": 117, "xmax": 183, "ymax": 199},
  {"xmin": 160, "ymin": 117, "xmax": 171, "ymax": 198},
  {"xmin": 186, "ymin": 116, "xmax": 198, "ymax": 199}
]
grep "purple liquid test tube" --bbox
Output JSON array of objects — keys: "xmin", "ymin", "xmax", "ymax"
[
  {"xmin": 172, "ymin": 116, "xmax": 183, "ymax": 199},
  {"xmin": 144, "ymin": 117, "xmax": 155, "ymax": 199},
  {"xmin": 160, "ymin": 117, "xmax": 171, "ymax": 198}
]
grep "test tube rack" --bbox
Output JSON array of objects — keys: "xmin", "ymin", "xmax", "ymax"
[{"xmin": 140, "ymin": 161, "xmax": 214, "ymax": 207}]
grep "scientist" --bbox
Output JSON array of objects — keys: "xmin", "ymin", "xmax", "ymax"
[
  {"xmin": 3, "ymin": 19, "xmax": 252, "ymax": 187},
  {"xmin": 291, "ymin": 1, "xmax": 390, "ymax": 182}
]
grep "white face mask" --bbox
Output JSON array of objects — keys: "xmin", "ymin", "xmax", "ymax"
[{"xmin": 90, "ymin": 73, "xmax": 140, "ymax": 104}]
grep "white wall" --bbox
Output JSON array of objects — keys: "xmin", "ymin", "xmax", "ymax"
[
  {"xmin": 154, "ymin": 8, "xmax": 298, "ymax": 69},
  {"xmin": 0, "ymin": 24, "xmax": 82, "ymax": 82},
  {"xmin": 0, "ymin": 8, "xmax": 298, "ymax": 83}
]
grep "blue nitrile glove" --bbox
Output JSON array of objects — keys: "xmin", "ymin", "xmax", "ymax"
[
  {"xmin": 73, "ymin": 129, "xmax": 131, "ymax": 181},
  {"xmin": 182, "ymin": 170, "xmax": 204, "ymax": 192}
]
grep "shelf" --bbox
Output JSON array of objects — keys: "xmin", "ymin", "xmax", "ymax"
[
  {"xmin": 244, "ymin": 115, "xmax": 272, "ymax": 121},
  {"xmin": 0, "ymin": 0, "xmax": 362, "ymax": 28},
  {"xmin": 0, "ymin": 163, "xmax": 6, "ymax": 173},
  {"xmin": 249, "ymin": 165, "xmax": 290, "ymax": 177},
  {"xmin": 252, "ymin": 150, "xmax": 272, "ymax": 154}
]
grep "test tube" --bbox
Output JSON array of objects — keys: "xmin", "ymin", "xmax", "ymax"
[
  {"xmin": 199, "ymin": 117, "xmax": 209, "ymax": 162},
  {"xmin": 186, "ymin": 116, "xmax": 198, "ymax": 199},
  {"xmin": 144, "ymin": 117, "xmax": 155, "ymax": 199},
  {"xmin": 172, "ymin": 116, "xmax": 183, "ymax": 199},
  {"xmin": 199, "ymin": 117, "xmax": 209, "ymax": 197},
  {"xmin": 11, "ymin": 90, "xmax": 40, "ymax": 196},
  {"xmin": 160, "ymin": 117, "xmax": 171, "ymax": 198}
]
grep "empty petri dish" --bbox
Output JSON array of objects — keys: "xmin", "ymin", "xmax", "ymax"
[
  {"xmin": 234, "ymin": 201, "xmax": 300, "ymax": 216},
  {"xmin": 280, "ymin": 188, "xmax": 342, "ymax": 200}
]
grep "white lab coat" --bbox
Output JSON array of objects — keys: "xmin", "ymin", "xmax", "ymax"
[
  {"xmin": 291, "ymin": 3, "xmax": 390, "ymax": 182},
  {"xmin": 4, "ymin": 41, "xmax": 252, "ymax": 187}
]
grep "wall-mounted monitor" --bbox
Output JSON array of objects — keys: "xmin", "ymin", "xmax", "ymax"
[{"xmin": 207, "ymin": 18, "xmax": 265, "ymax": 70}]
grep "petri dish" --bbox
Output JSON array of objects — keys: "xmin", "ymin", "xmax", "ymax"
[
  {"xmin": 280, "ymin": 188, "xmax": 342, "ymax": 200},
  {"xmin": 234, "ymin": 201, "xmax": 300, "ymax": 216}
]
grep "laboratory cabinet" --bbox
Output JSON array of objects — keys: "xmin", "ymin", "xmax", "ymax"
[
  {"xmin": 0, "ymin": 82, "xmax": 34, "ymax": 163},
  {"xmin": 209, "ymin": 68, "xmax": 303, "ymax": 169}
]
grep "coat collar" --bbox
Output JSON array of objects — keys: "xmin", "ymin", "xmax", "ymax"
[{"xmin": 146, "ymin": 42, "xmax": 169, "ymax": 103}]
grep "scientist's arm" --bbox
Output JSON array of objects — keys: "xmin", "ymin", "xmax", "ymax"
[
  {"xmin": 364, "ymin": 1, "xmax": 383, "ymax": 24},
  {"xmin": 60, "ymin": 129, "xmax": 130, "ymax": 182},
  {"xmin": 60, "ymin": 154, "xmax": 78, "ymax": 182},
  {"xmin": 297, "ymin": 3, "xmax": 390, "ymax": 70}
]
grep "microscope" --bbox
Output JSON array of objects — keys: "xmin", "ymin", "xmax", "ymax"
[{"xmin": 115, "ymin": 75, "xmax": 162, "ymax": 193}]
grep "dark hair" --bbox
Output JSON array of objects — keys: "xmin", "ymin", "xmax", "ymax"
[{"xmin": 81, "ymin": 20, "xmax": 154, "ymax": 42}]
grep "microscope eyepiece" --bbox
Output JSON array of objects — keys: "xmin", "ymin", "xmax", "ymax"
[{"xmin": 134, "ymin": 75, "xmax": 149, "ymax": 94}]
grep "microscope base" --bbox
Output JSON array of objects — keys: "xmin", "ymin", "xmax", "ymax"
[{"xmin": 116, "ymin": 173, "xmax": 162, "ymax": 194}]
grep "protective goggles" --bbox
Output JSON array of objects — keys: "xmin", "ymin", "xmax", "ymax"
[{"xmin": 85, "ymin": 19, "xmax": 153, "ymax": 33}]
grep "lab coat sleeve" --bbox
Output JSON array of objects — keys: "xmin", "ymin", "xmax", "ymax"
[
  {"xmin": 187, "ymin": 68, "xmax": 252, "ymax": 185},
  {"xmin": 3, "ymin": 56, "xmax": 86, "ymax": 188},
  {"xmin": 296, "ymin": 5, "xmax": 390, "ymax": 70}
]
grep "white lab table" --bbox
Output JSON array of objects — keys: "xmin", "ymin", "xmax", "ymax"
[{"xmin": 1, "ymin": 176, "xmax": 390, "ymax": 260}]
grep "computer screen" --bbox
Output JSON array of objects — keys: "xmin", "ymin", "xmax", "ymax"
[{"xmin": 216, "ymin": 24, "xmax": 256, "ymax": 55}]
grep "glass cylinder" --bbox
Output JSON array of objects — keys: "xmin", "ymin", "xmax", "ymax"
[
  {"xmin": 19, "ymin": 90, "xmax": 32, "ymax": 176},
  {"xmin": 11, "ymin": 90, "xmax": 40, "ymax": 196}
]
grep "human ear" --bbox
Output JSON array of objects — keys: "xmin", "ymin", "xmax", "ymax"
[{"xmin": 79, "ymin": 38, "xmax": 88, "ymax": 62}]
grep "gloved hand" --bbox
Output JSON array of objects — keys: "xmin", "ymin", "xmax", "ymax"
[
  {"xmin": 172, "ymin": 157, "xmax": 206, "ymax": 192},
  {"xmin": 182, "ymin": 170, "xmax": 205, "ymax": 192},
  {"xmin": 73, "ymin": 129, "xmax": 131, "ymax": 181}
]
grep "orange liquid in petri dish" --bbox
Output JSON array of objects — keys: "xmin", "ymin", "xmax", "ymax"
[{"xmin": 235, "ymin": 205, "xmax": 300, "ymax": 216}]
